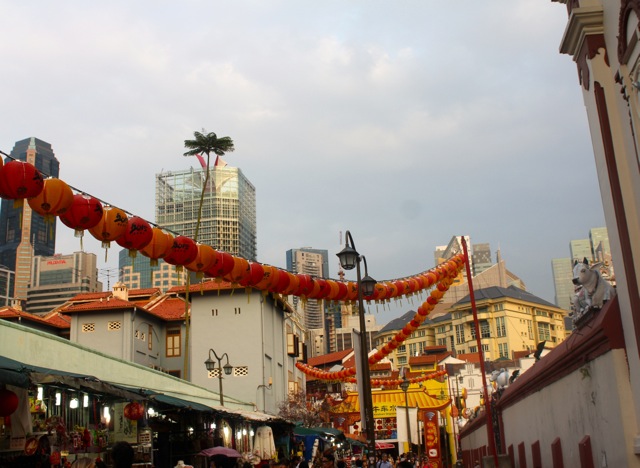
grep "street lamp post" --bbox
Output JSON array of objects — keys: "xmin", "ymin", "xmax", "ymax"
[
  {"xmin": 337, "ymin": 230, "xmax": 377, "ymax": 461},
  {"xmin": 399, "ymin": 374, "xmax": 411, "ymax": 456},
  {"xmin": 204, "ymin": 349, "xmax": 233, "ymax": 406}
]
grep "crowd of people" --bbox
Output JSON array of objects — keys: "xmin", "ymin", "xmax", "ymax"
[{"xmin": 262, "ymin": 449, "xmax": 430, "ymax": 468}]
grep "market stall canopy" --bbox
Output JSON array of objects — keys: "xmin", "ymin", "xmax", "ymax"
[
  {"xmin": 293, "ymin": 426, "xmax": 345, "ymax": 441},
  {"xmin": 0, "ymin": 355, "xmax": 142, "ymax": 400}
]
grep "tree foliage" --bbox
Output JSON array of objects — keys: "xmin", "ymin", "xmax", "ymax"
[{"xmin": 277, "ymin": 390, "xmax": 325, "ymax": 427}]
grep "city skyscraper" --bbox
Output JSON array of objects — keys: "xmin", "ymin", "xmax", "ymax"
[
  {"xmin": 286, "ymin": 248, "xmax": 329, "ymax": 330},
  {"xmin": 551, "ymin": 257, "xmax": 574, "ymax": 312},
  {"xmin": 155, "ymin": 165, "xmax": 257, "ymax": 260},
  {"xmin": 590, "ymin": 227, "xmax": 611, "ymax": 262},
  {"xmin": 570, "ymin": 238, "xmax": 593, "ymax": 262},
  {"xmin": 27, "ymin": 251, "xmax": 102, "ymax": 314},
  {"xmin": 0, "ymin": 138, "xmax": 60, "ymax": 301}
]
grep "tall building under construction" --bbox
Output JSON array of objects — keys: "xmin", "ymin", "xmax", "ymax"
[{"xmin": 154, "ymin": 165, "xmax": 257, "ymax": 260}]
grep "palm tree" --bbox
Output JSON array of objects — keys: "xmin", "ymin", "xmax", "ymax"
[
  {"xmin": 182, "ymin": 130, "xmax": 235, "ymax": 379},
  {"xmin": 183, "ymin": 130, "xmax": 235, "ymax": 242}
]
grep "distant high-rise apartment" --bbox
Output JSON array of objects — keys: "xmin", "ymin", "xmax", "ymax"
[
  {"xmin": 118, "ymin": 250, "xmax": 188, "ymax": 292},
  {"xmin": 472, "ymin": 243, "xmax": 492, "ymax": 275},
  {"xmin": 0, "ymin": 266, "xmax": 14, "ymax": 307},
  {"xmin": 26, "ymin": 251, "xmax": 102, "ymax": 315},
  {"xmin": 155, "ymin": 165, "xmax": 257, "ymax": 260},
  {"xmin": 589, "ymin": 227, "xmax": 611, "ymax": 262},
  {"xmin": 551, "ymin": 258, "xmax": 574, "ymax": 311},
  {"xmin": 0, "ymin": 138, "xmax": 60, "ymax": 301},
  {"xmin": 286, "ymin": 248, "xmax": 329, "ymax": 330},
  {"xmin": 570, "ymin": 238, "xmax": 593, "ymax": 262}
]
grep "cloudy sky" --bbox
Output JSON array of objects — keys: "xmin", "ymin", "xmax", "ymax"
[{"xmin": 0, "ymin": 1, "xmax": 605, "ymax": 324}]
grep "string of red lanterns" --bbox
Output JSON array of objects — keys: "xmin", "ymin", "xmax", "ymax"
[{"xmin": 0, "ymin": 158, "xmax": 465, "ymax": 306}]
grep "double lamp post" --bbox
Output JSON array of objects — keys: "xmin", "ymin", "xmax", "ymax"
[
  {"xmin": 205, "ymin": 348, "xmax": 233, "ymax": 406},
  {"xmin": 337, "ymin": 230, "xmax": 377, "ymax": 460}
]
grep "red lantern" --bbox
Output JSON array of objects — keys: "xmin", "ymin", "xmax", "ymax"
[
  {"xmin": 186, "ymin": 244, "xmax": 218, "ymax": 278},
  {"xmin": 60, "ymin": 194, "xmax": 104, "ymax": 238},
  {"xmin": 238, "ymin": 262, "xmax": 265, "ymax": 287},
  {"xmin": 253, "ymin": 265, "xmax": 277, "ymax": 290},
  {"xmin": 224, "ymin": 257, "xmax": 250, "ymax": 283},
  {"xmin": 164, "ymin": 236, "xmax": 199, "ymax": 270},
  {"xmin": 0, "ymin": 160, "xmax": 44, "ymax": 205},
  {"xmin": 88, "ymin": 206, "xmax": 128, "ymax": 257},
  {"xmin": 394, "ymin": 280, "xmax": 406, "ymax": 297},
  {"xmin": 0, "ymin": 388, "xmax": 19, "ymax": 417},
  {"xmin": 296, "ymin": 274, "xmax": 315, "ymax": 297},
  {"xmin": 140, "ymin": 228, "xmax": 174, "ymax": 267},
  {"xmin": 123, "ymin": 401, "xmax": 144, "ymax": 421},
  {"xmin": 115, "ymin": 216, "xmax": 153, "ymax": 258},
  {"xmin": 271, "ymin": 271, "xmax": 291, "ymax": 294},
  {"xmin": 204, "ymin": 251, "xmax": 235, "ymax": 278},
  {"xmin": 27, "ymin": 178, "xmax": 74, "ymax": 221},
  {"xmin": 281, "ymin": 273, "xmax": 300, "ymax": 295}
]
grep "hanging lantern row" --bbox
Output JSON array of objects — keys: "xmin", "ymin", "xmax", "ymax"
[
  {"xmin": 294, "ymin": 264, "xmax": 462, "ymax": 382},
  {"xmin": 0, "ymin": 160, "xmax": 466, "ymax": 306}
]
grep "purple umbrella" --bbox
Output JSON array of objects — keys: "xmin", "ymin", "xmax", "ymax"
[{"xmin": 198, "ymin": 447, "xmax": 242, "ymax": 458}]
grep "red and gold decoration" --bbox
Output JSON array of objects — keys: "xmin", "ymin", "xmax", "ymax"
[
  {"xmin": 0, "ymin": 160, "xmax": 44, "ymax": 208},
  {"xmin": 60, "ymin": 194, "xmax": 104, "ymax": 239},
  {"xmin": 164, "ymin": 235, "xmax": 199, "ymax": 272},
  {"xmin": 123, "ymin": 401, "xmax": 144, "ymax": 421},
  {"xmin": 0, "ymin": 387, "xmax": 19, "ymax": 417},
  {"xmin": 27, "ymin": 177, "xmax": 74, "ymax": 222},
  {"xmin": 115, "ymin": 215, "xmax": 153, "ymax": 258},
  {"xmin": 140, "ymin": 227, "xmax": 174, "ymax": 267}
]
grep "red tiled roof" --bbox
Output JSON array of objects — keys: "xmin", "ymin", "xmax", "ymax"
[
  {"xmin": 410, "ymin": 355, "xmax": 437, "ymax": 365},
  {"xmin": 62, "ymin": 297, "xmax": 143, "ymax": 313},
  {"xmin": 456, "ymin": 352, "xmax": 481, "ymax": 363},
  {"xmin": 42, "ymin": 312, "xmax": 71, "ymax": 328},
  {"xmin": 0, "ymin": 307, "xmax": 67, "ymax": 329},
  {"xmin": 307, "ymin": 349, "xmax": 353, "ymax": 367},
  {"xmin": 371, "ymin": 362, "xmax": 391, "ymax": 371},
  {"xmin": 68, "ymin": 292, "xmax": 111, "ymax": 302},
  {"xmin": 128, "ymin": 288, "xmax": 161, "ymax": 297},
  {"xmin": 147, "ymin": 297, "xmax": 187, "ymax": 321}
]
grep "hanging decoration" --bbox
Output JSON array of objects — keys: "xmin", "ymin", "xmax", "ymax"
[
  {"xmin": 163, "ymin": 235, "xmax": 199, "ymax": 272},
  {"xmin": 88, "ymin": 206, "xmax": 129, "ymax": 260},
  {"xmin": 294, "ymin": 255, "xmax": 464, "ymax": 382},
  {"xmin": 0, "ymin": 160, "xmax": 44, "ymax": 208},
  {"xmin": 0, "ymin": 388, "xmax": 19, "ymax": 417},
  {"xmin": 140, "ymin": 227, "xmax": 174, "ymax": 267},
  {"xmin": 123, "ymin": 401, "xmax": 144, "ymax": 421},
  {"xmin": 115, "ymin": 215, "xmax": 154, "ymax": 258},
  {"xmin": 59, "ymin": 194, "xmax": 104, "ymax": 249},
  {"xmin": 27, "ymin": 177, "xmax": 74, "ymax": 223},
  {"xmin": 185, "ymin": 243, "xmax": 219, "ymax": 280}
]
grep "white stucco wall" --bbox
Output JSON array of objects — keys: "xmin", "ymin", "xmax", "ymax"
[
  {"xmin": 500, "ymin": 349, "xmax": 637, "ymax": 467},
  {"xmin": 0, "ymin": 319, "xmax": 253, "ymax": 410}
]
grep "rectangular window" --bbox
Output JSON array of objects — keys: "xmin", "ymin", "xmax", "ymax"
[
  {"xmin": 397, "ymin": 345, "xmax": 406, "ymax": 353},
  {"xmin": 528, "ymin": 320, "xmax": 533, "ymax": 339},
  {"xmin": 455, "ymin": 325, "xmax": 465, "ymax": 345},
  {"xmin": 480, "ymin": 320, "xmax": 490, "ymax": 338},
  {"xmin": 166, "ymin": 328, "xmax": 181, "ymax": 357},
  {"xmin": 82, "ymin": 323, "xmax": 95, "ymax": 333},
  {"xmin": 538, "ymin": 323, "xmax": 551, "ymax": 341},
  {"xmin": 496, "ymin": 317, "xmax": 506, "ymax": 337},
  {"xmin": 148, "ymin": 325, "xmax": 153, "ymax": 351},
  {"xmin": 108, "ymin": 321, "xmax": 121, "ymax": 331}
]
